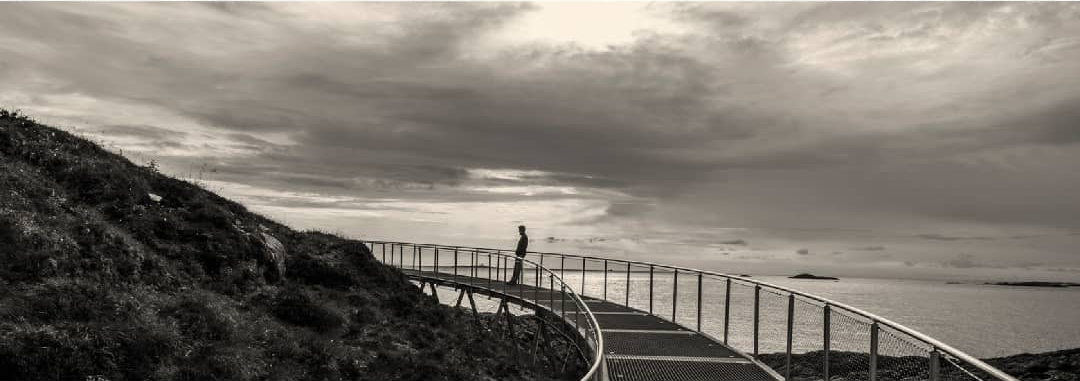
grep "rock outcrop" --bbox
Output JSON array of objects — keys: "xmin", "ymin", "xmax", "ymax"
[{"xmin": 257, "ymin": 230, "xmax": 287, "ymax": 281}]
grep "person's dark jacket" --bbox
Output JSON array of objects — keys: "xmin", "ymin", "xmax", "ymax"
[{"xmin": 515, "ymin": 234, "xmax": 528, "ymax": 257}]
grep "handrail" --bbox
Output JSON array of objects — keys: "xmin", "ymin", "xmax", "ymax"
[
  {"xmin": 367, "ymin": 240, "xmax": 1018, "ymax": 381},
  {"xmin": 364, "ymin": 241, "xmax": 605, "ymax": 381}
]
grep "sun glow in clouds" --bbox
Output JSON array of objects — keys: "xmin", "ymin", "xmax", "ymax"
[{"xmin": 484, "ymin": 3, "xmax": 686, "ymax": 50}]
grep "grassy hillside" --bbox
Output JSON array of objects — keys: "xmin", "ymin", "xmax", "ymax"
[{"xmin": 0, "ymin": 110, "xmax": 584, "ymax": 381}]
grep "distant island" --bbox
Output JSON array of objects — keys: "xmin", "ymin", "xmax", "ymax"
[
  {"xmin": 789, "ymin": 273, "xmax": 839, "ymax": 280},
  {"xmin": 986, "ymin": 281, "xmax": 1080, "ymax": 288}
]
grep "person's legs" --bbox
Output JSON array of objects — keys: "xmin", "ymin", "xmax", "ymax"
[{"xmin": 508, "ymin": 257, "xmax": 523, "ymax": 284}]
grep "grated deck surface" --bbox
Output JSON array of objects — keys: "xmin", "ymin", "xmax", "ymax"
[
  {"xmin": 607, "ymin": 359, "xmax": 776, "ymax": 381},
  {"xmin": 604, "ymin": 331, "xmax": 740, "ymax": 358},
  {"xmin": 578, "ymin": 313, "xmax": 688, "ymax": 331}
]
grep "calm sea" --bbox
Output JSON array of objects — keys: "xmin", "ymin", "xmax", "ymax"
[
  {"xmin": 423, "ymin": 263, "xmax": 1079, "ymax": 358},
  {"xmin": 533, "ymin": 271, "xmax": 1080, "ymax": 358}
]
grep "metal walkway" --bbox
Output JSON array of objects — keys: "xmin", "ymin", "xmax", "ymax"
[{"xmin": 400, "ymin": 269, "xmax": 780, "ymax": 381}]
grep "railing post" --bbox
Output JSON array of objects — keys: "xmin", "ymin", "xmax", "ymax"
[
  {"xmin": 560, "ymin": 256, "xmax": 565, "ymax": 283},
  {"xmin": 824, "ymin": 304, "xmax": 831, "ymax": 381},
  {"xmin": 537, "ymin": 262, "xmax": 544, "ymax": 304},
  {"xmin": 786, "ymin": 294, "xmax": 794, "ymax": 381},
  {"xmin": 581, "ymin": 257, "xmax": 586, "ymax": 298},
  {"xmin": 434, "ymin": 247, "xmax": 439, "ymax": 276},
  {"xmin": 625, "ymin": 262, "xmax": 631, "ymax": 306},
  {"xmin": 538, "ymin": 254, "xmax": 544, "ymax": 289},
  {"xmin": 561, "ymin": 284, "xmax": 567, "ymax": 321},
  {"xmin": 870, "ymin": 321, "xmax": 879, "ymax": 381},
  {"xmin": 488, "ymin": 253, "xmax": 492, "ymax": 290},
  {"xmin": 603, "ymin": 260, "xmax": 608, "ymax": 301},
  {"xmin": 412, "ymin": 246, "xmax": 417, "ymax": 271},
  {"xmin": 648, "ymin": 265, "xmax": 654, "ymax": 315},
  {"xmin": 389, "ymin": 243, "xmax": 395, "ymax": 267},
  {"xmin": 723, "ymin": 278, "xmax": 731, "ymax": 344},
  {"xmin": 930, "ymin": 349, "xmax": 941, "ymax": 381},
  {"xmin": 381, "ymin": 243, "xmax": 386, "ymax": 263},
  {"xmin": 696, "ymin": 272, "xmax": 703, "ymax": 332},
  {"xmin": 673, "ymin": 270, "xmax": 679, "ymax": 322},
  {"xmin": 550, "ymin": 275, "xmax": 555, "ymax": 311},
  {"xmin": 753, "ymin": 285, "xmax": 760, "ymax": 356},
  {"xmin": 574, "ymin": 291, "xmax": 580, "ymax": 330}
]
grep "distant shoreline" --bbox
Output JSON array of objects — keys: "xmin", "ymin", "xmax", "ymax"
[{"xmin": 984, "ymin": 281, "xmax": 1080, "ymax": 288}]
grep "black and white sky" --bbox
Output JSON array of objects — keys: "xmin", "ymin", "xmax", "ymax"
[{"xmin": 2, "ymin": 2, "xmax": 1079, "ymax": 280}]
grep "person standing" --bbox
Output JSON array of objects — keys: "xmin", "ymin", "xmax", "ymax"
[{"xmin": 507, "ymin": 225, "xmax": 528, "ymax": 285}]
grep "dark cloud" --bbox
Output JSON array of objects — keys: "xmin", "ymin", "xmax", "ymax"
[
  {"xmin": 720, "ymin": 239, "xmax": 748, "ymax": 246},
  {"xmin": 796, "ymin": 248, "xmax": 810, "ymax": 255},
  {"xmin": 3, "ymin": 3, "xmax": 1080, "ymax": 275},
  {"xmin": 916, "ymin": 234, "xmax": 995, "ymax": 242}
]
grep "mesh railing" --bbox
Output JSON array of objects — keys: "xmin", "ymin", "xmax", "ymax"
[
  {"xmin": 365, "ymin": 241, "xmax": 605, "ymax": 381},
  {"xmin": 365, "ymin": 241, "xmax": 1018, "ymax": 381}
]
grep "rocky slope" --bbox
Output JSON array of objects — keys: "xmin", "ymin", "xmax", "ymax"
[{"xmin": 0, "ymin": 110, "xmax": 584, "ymax": 381}]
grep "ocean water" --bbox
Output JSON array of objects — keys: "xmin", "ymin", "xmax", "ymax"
[
  {"xmin": 416, "ymin": 261, "xmax": 1080, "ymax": 358},
  {"xmin": 540, "ymin": 271, "xmax": 1080, "ymax": 358}
]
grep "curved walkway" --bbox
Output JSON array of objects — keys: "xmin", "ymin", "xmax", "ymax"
[
  {"xmin": 366, "ymin": 241, "xmax": 1018, "ymax": 381},
  {"xmin": 402, "ymin": 268, "xmax": 780, "ymax": 381}
]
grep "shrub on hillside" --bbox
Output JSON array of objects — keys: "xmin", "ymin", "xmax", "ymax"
[
  {"xmin": 25, "ymin": 281, "xmax": 138, "ymax": 323},
  {"xmin": 0, "ymin": 319, "xmax": 179, "ymax": 381},
  {"xmin": 286, "ymin": 253, "xmax": 356, "ymax": 289},
  {"xmin": 271, "ymin": 287, "xmax": 347, "ymax": 334},
  {"xmin": 161, "ymin": 298, "xmax": 235, "ymax": 341}
]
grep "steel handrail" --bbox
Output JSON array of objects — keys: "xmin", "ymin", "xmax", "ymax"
[
  {"xmin": 367, "ymin": 239, "xmax": 1017, "ymax": 381},
  {"xmin": 365, "ymin": 241, "xmax": 605, "ymax": 381}
]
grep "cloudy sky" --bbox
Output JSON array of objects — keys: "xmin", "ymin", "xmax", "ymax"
[{"xmin": 2, "ymin": 2, "xmax": 1079, "ymax": 280}]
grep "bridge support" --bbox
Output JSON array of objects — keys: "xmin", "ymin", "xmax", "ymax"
[
  {"xmin": 531, "ymin": 317, "xmax": 548, "ymax": 364},
  {"xmin": 453, "ymin": 288, "xmax": 482, "ymax": 323},
  {"xmin": 455, "ymin": 288, "xmax": 467, "ymax": 308},
  {"xmin": 496, "ymin": 298, "xmax": 516, "ymax": 338},
  {"xmin": 419, "ymin": 281, "xmax": 440, "ymax": 303}
]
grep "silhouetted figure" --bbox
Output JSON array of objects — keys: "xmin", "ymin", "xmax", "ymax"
[{"xmin": 507, "ymin": 225, "xmax": 528, "ymax": 285}]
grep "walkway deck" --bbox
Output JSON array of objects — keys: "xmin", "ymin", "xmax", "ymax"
[{"xmin": 402, "ymin": 269, "xmax": 781, "ymax": 381}]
